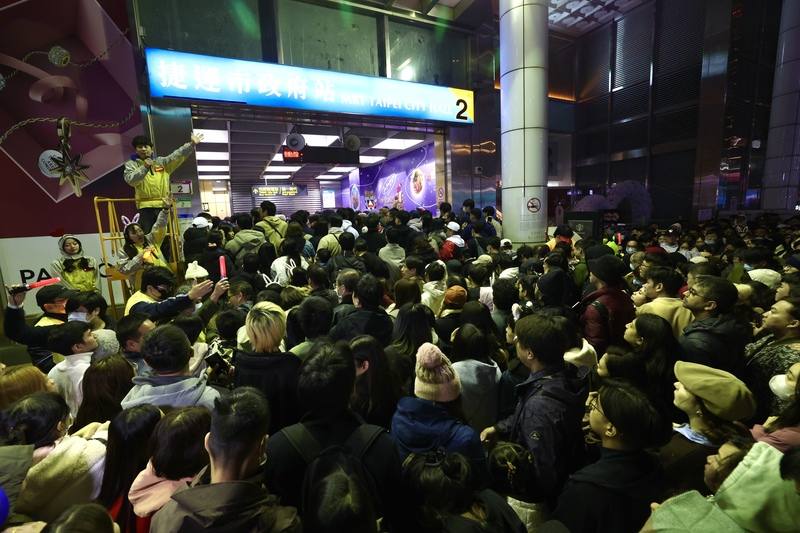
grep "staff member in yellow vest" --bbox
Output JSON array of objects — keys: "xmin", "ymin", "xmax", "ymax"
[{"xmin": 123, "ymin": 132, "xmax": 203, "ymax": 232}]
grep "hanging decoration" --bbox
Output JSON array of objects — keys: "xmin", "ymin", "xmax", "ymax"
[{"xmin": 49, "ymin": 117, "xmax": 89, "ymax": 197}]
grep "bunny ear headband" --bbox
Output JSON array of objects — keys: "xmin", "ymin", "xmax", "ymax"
[{"xmin": 121, "ymin": 213, "xmax": 140, "ymax": 230}]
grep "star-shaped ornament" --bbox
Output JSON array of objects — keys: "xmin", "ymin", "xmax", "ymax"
[{"xmin": 52, "ymin": 150, "xmax": 90, "ymax": 197}]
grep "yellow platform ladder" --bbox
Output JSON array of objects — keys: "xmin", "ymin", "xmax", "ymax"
[{"xmin": 93, "ymin": 197, "xmax": 182, "ymax": 319}]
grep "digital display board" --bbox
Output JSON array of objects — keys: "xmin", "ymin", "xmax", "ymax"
[{"xmin": 145, "ymin": 48, "xmax": 474, "ymax": 124}]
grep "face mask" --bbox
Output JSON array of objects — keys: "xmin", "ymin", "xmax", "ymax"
[
  {"xmin": 629, "ymin": 263, "xmax": 636, "ymax": 272},
  {"xmin": 626, "ymin": 247, "xmax": 637, "ymax": 255},
  {"xmin": 705, "ymin": 239, "xmax": 715, "ymax": 246},
  {"xmin": 68, "ymin": 311, "xmax": 88, "ymax": 323},
  {"xmin": 743, "ymin": 263, "xmax": 754, "ymax": 272},
  {"xmin": 769, "ymin": 374, "xmax": 795, "ymax": 400}
]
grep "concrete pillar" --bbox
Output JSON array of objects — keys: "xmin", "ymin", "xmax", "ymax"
[
  {"xmin": 499, "ymin": 0, "xmax": 548, "ymax": 243},
  {"xmin": 762, "ymin": 0, "xmax": 800, "ymax": 211}
]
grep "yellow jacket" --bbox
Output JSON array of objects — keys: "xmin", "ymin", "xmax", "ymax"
[
  {"xmin": 124, "ymin": 291, "xmax": 158, "ymax": 316},
  {"xmin": 123, "ymin": 143, "xmax": 194, "ymax": 208}
]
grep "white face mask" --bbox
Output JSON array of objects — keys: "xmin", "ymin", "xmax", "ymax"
[
  {"xmin": 68, "ymin": 311, "xmax": 88, "ymax": 323},
  {"xmin": 769, "ymin": 374, "xmax": 795, "ymax": 400}
]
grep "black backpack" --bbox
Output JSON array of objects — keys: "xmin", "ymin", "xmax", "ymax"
[{"xmin": 281, "ymin": 423, "xmax": 385, "ymax": 513}]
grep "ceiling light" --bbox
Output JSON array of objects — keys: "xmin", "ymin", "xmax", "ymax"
[
  {"xmin": 198, "ymin": 174, "xmax": 229, "ymax": 180},
  {"xmin": 197, "ymin": 165, "xmax": 229, "ymax": 172},
  {"xmin": 373, "ymin": 138, "xmax": 423, "ymax": 150},
  {"xmin": 193, "ymin": 129, "xmax": 228, "ymax": 143},
  {"xmin": 272, "ymin": 153, "xmax": 283, "ymax": 162},
  {"xmin": 298, "ymin": 134, "xmax": 339, "ymax": 147},
  {"xmin": 316, "ymin": 174, "xmax": 344, "ymax": 180},
  {"xmin": 359, "ymin": 155, "xmax": 385, "ymax": 164},
  {"xmin": 329, "ymin": 166, "xmax": 357, "ymax": 172},
  {"xmin": 195, "ymin": 151, "xmax": 229, "ymax": 160},
  {"xmin": 265, "ymin": 165, "xmax": 301, "ymax": 172},
  {"xmin": 263, "ymin": 174, "xmax": 292, "ymax": 180}
]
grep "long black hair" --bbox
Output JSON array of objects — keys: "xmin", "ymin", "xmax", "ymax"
[
  {"xmin": 98, "ymin": 406, "xmax": 162, "ymax": 531},
  {"xmin": 350, "ymin": 335, "xmax": 401, "ymax": 429},
  {"xmin": 0, "ymin": 391, "xmax": 69, "ymax": 448},
  {"xmin": 391, "ymin": 303, "xmax": 433, "ymax": 358}
]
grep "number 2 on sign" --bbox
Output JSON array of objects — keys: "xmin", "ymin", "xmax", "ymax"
[{"xmin": 456, "ymin": 99, "xmax": 468, "ymax": 121}]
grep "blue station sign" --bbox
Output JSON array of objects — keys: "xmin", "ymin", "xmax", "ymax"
[{"xmin": 145, "ymin": 48, "xmax": 474, "ymax": 124}]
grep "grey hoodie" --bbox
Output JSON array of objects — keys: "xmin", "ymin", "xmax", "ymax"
[{"xmin": 121, "ymin": 373, "xmax": 219, "ymax": 410}]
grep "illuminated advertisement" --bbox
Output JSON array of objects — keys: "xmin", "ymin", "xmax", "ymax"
[
  {"xmin": 145, "ymin": 48, "xmax": 474, "ymax": 124},
  {"xmin": 347, "ymin": 142, "xmax": 437, "ymax": 213}
]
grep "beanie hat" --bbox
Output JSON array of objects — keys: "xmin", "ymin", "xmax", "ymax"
[
  {"xmin": 92, "ymin": 329, "xmax": 121, "ymax": 361},
  {"xmin": 414, "ymin": 343, "xmax": 461, "ymax": 402},
  {"xmin": 674, "ymin": 361, "xmax": 756, "ymax": 422},
  {"xmin": 537, "ymin": 269, "xmax": 568, "ymax": 307},
  {"xmin": 185, "ymin": 261, "xmax": 209, "ymax": 280},
  {"xmin": 586, "ymin": 244, "xmax": 614, "ymax": 261},
  {"xmin": 588, "ymin": 255, "xmax": 626, "ymax": 286},
  {"xmin": 443, "ymin": 286, "xmax": 467, "ymax": 308}
]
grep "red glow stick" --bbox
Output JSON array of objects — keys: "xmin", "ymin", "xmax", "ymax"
[
  {"xmin": 28, "ymin": 277, "xmax": 61, "ymax": 289},
  {"xmin": 219, "ymin": 256, "xmax": 227, "ymax": 279}
]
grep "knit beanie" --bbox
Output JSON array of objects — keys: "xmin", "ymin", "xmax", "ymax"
[
  {"xmin": 92, "ymin": 329, "xmax": 121, "ymax": 361},
  {"xmin": 443, "ymin": 286, "xmax": 467, "ymax": 308},
  {"xmin": 414, "ymin": 343, "xmax": 462, "ymax": 402}
]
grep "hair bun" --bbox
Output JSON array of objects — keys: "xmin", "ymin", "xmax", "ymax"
[{"xmin": 416, "ymin": 343, "xmax": 444, "ymax": 369}]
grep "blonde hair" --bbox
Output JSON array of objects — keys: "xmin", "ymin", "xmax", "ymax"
[
  {"xmin": 246, "ymin": 301, "xmax": 287, "ymax": 353},
  {"xmin": 0, "ymin": 364, "xmax": 51, "ymax": 409}
]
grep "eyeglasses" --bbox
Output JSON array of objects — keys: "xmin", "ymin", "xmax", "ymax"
[
  {"xmin": 686, "ymin": 287, "xmax": 707, "ymax": 299},
  {"xmin": 588, "ymin": 393, "xmax": 603, "ymax": 415}
]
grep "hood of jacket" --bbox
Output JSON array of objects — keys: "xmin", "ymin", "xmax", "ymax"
[
  {"xmin": 57, "ymin": 234, "xmax": 84, "ymax": 259},
  {"xmin": 129, "ymin": 461, "xmax": 191, "ymax": 517},
  {"xmin": 423, "ymin": 280, "xmax": 446, "ymax": 297},
  {"xmin": 392, "ymin": 396, "xmax": 474, "ymax": 453},
  {"xmin": 328, "ymin": 226, "xmax": 344, "ymax": 236},
  {"xmin": 407, "ymin": 218, "xmax": 424, "ymax": 233},
  {"xmin": 570, "ymin": 448, "xmax": 664, "ymax": 501},
  {"xmin": 121, "ymin": 374, "xmax": 213, "ymax": 409},
  {"xmin": 452, "ymin": 359, "xmax": 501, "ymax": 389},
  {"xmin": 232, "ymin": 229, "xmax": 264, "ymax": 247},
  {"xmin": 564, "ymin": 338, "xmax": 598, "ymax": 368}
]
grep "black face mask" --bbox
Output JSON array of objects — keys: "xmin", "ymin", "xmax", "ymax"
[{"xmin": 155, "ymin": 285, "xmax": 175, "ymax": 300}]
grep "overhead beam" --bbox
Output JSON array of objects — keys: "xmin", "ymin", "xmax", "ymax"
[{"xmin": 422, "ymin": 0, "xmax": 439, "ymax": 15}]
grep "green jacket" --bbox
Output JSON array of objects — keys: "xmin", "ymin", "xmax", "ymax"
[{"xmin": 643, "ymin": 442, "xmax": 799, "ymax": 532}]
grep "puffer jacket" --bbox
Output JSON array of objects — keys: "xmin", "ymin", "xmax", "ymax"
[
  {"xmin": 121, "ymin": 373, "xmax": 220, "ymax": 411},
  {"xmin": 391, "ymin": 396, "xmax": 488, "ymax": 485},
  {"xmin": 678, "ymin": 314, "xmax": 749, "ymax": 377}
]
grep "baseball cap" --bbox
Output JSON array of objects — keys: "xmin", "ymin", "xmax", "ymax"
[
  {"xmin": 192, "ymin": 217, "xmax": 211, "ymax": 229},
  {"xmin": 446, "ymin": 221, "xmax": 460, "ymax": 232}
]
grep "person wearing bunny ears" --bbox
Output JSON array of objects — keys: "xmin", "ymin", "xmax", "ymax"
[
  {"xmin": 116, "ymin": 199, "xmax": 172, "ymax": 290},
  {"xmin": 124, "ymin": 132, "xmax": 203, "ymax": 233}
]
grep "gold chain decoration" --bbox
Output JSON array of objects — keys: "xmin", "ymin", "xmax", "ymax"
[
  {"xmin": 1, "ymin": 29, "xmax": 130, "ymax": 84},
  {"xmin": 0, "ymin": 104, "xmax": 137, "ymax": 197}
]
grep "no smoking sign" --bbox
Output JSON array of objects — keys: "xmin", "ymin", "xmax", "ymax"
[{"xmin": 527, "ymin": 198, "xmax": 541, "ymax": 213}]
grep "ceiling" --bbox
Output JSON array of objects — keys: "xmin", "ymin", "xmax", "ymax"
[
  {"xmin": 374, "ymin": 0, "xmax": 647, "ymax": 36},
  {"xmin": 191, "ymin": 111, "xmax": 438, "ymax": 185}
]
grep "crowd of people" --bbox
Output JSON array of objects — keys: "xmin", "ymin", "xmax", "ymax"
[{"xmin": 1, "ymin": 198, "xmax": 800, "ymax": 532}]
